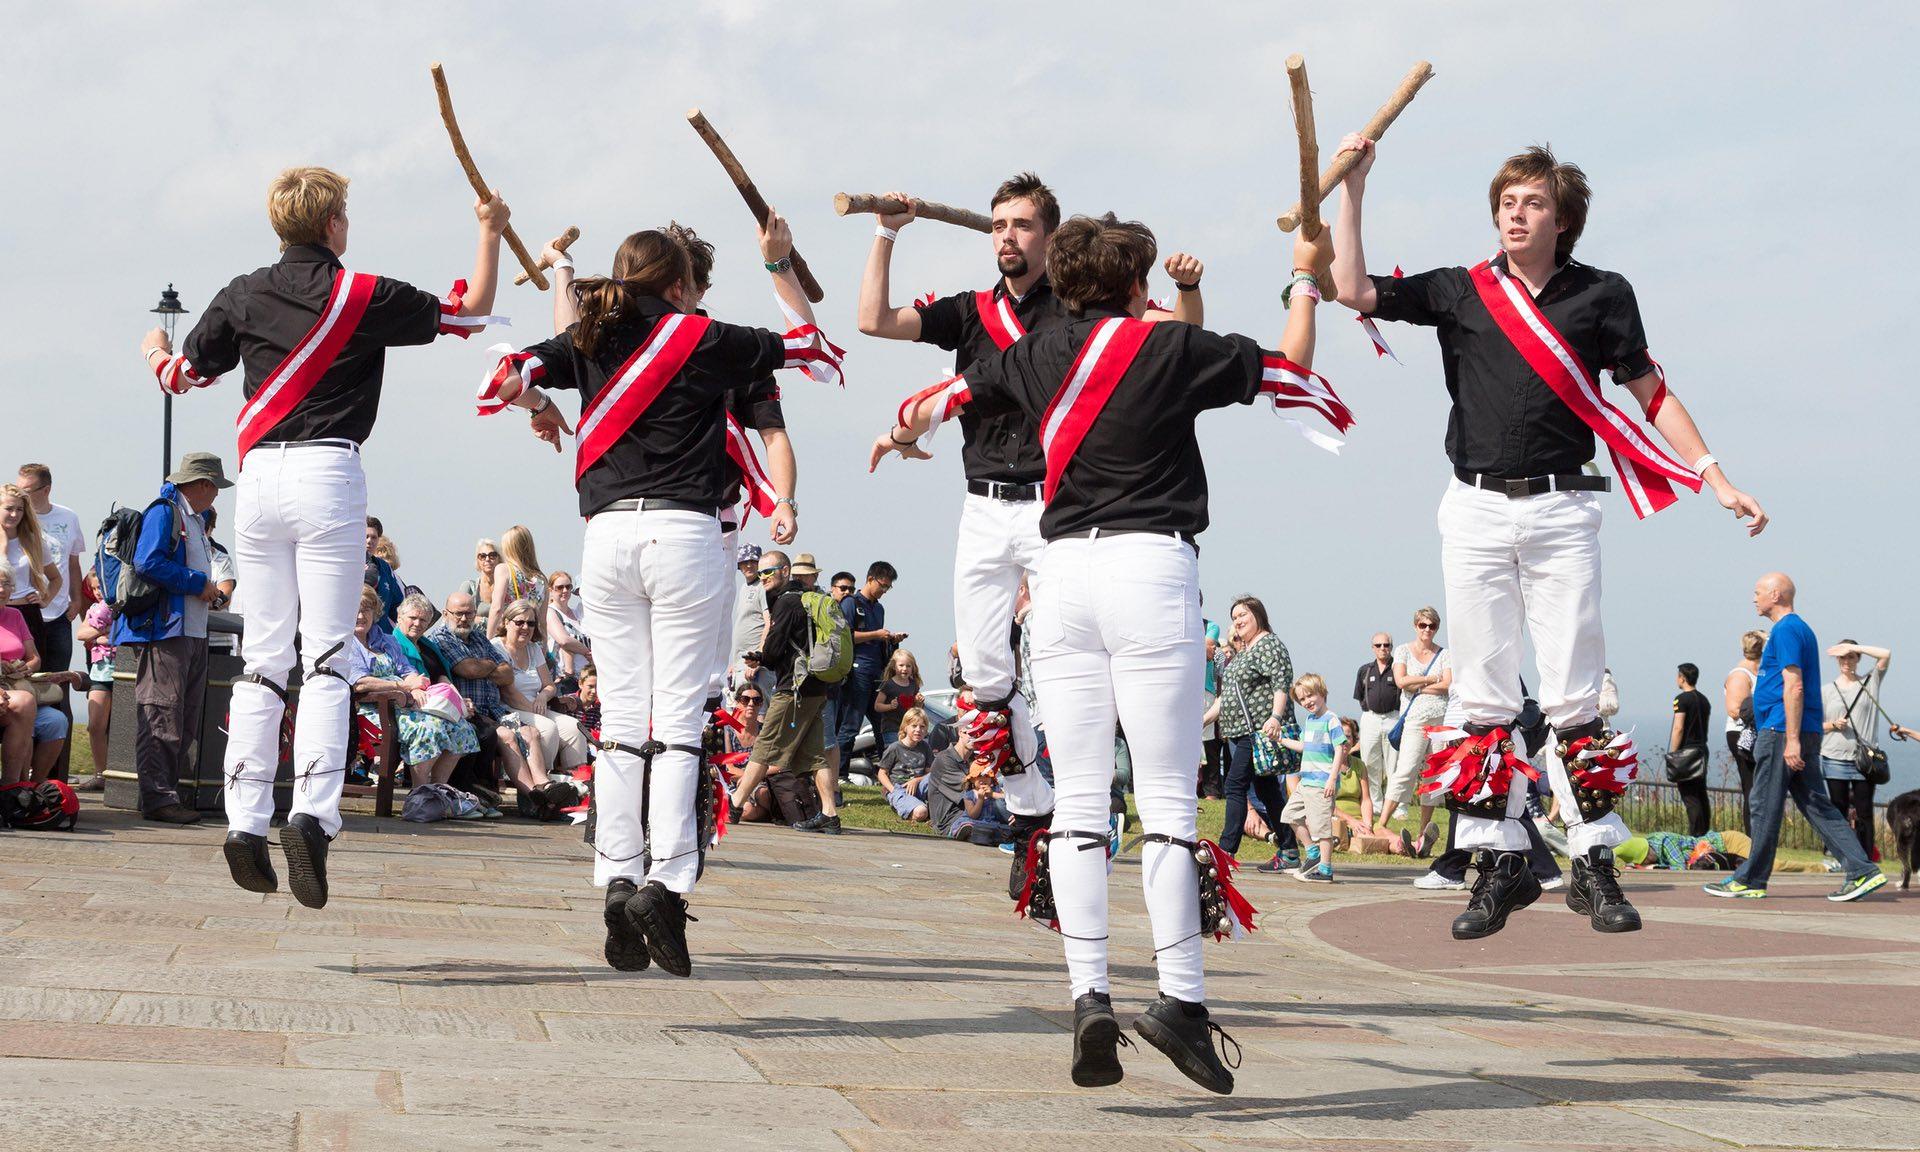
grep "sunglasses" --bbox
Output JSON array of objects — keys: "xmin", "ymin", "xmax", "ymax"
[
  {"xmin": 1373, "ymin": 643, "xmax": 1392, "ymax": 648},
  {"xmin": 506, "ymin": 618, "xmax": 534, "ymax": 627},
  {"xmin": 1416, "ymin": 622, "xmax": 1436, "ymax": 631},
  {"xmin": 832, "ymin": 584, "xmax": 854, "ymax": 593},
  {"xmin": 737, "ymin": 695, "xmax": 763, "ymax": 704},
  {"xmin": 476, "ymin": 551, "xmax": 500, "ymax": 560},
  {"xmin": 757, "ymin": 567, "xmax": 786, "ymax": 577},
  {"xmin": 551, "ymin": 584, "xmax": 573, "ymax": 592}
]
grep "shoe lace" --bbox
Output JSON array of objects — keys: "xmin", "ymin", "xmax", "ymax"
[
  {"xmin": 1588, "ymin": 855, "xmax": 1626, "ymax": 904},
  {"xmin": 1465, "ymin": 857, "xmax": 1498, "ymax": 912},
  {"xmin": 1207, "ymin": 1020, "xmax": 1242, "ymax": 1070}
]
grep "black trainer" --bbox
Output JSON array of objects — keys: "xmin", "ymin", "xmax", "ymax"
[
  {"xmin": 792, "ymin": 812, "xmax": 842, "ymax": 835},
  {"xmin": 1071, "ymin": 991, "xmax": 1130, "ymax": 1087},
  {"xmin": 1451, "ymin": 849, "xmax": 1541, "ymax": 940},
  {"xmin": 602, "ymin": 879, "xmax": 650, "ymax": 972},
  {"xmin": 280, "ymin": 813, "xmax": 331, "ymax": 910},
  {"xmin": 223, "ymin": 831, "xmax": 277, "ymax": 894},
  {"xmin": 628, "ymin": 880, "xmax": 696, "ymax": 977},
  {"xmin": 1131, "ymin": 995, "xmax": 1239, "ymax": 1095},
  {"xmin": 1567, "ymin": 846, "xmax": 1642, "ymax": 933}
]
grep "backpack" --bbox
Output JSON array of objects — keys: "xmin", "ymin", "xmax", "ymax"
[
  {"xmin": 0, "ymin": 780, "xmax": 80, "ymax": 831},
  {"xmin": 97, "ymin": 498, "xmax": 174, "ymax": 620},
  {"xmin": 799, "ymin": 589, "xmax": 854, "ymax": 684},
  {"xmin": 402, "ymin": 783, "xmax": 460, "ymax": 824}
]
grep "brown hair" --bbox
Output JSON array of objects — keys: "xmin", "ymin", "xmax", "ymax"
[
  {"xmin": 571, "ymin": 231, "xmax": 694, "ymax": 357},
  {"xmin": 1230, "ymin": 595, "xmax": 1272, "ymax": 636},
  {"xmin": 990, "ymin": 172, "xmax": 1061, "ymax": 233},
  {"xmin": 17, "ymin": 464, "xmax": 50, "ymax": 486},
  {"xmin": 358, "ymin": 584, "xmax": 383, "ymax": 616},
  {"xmin": 663, "ymin": 221, "xmax": 716, "ymax": 290},
  {"xmin": 1488, "ymin": 145, "xmax": 1590, "ymax": 264},
  {"xmin": 267, "ymin": 166, "xmax": 349, "ymax": 251},
  {"xmin": 1046, "ymin": 213, "xmax": 1157, "ymax": 314}
]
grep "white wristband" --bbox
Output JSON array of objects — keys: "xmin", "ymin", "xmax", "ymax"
[
  {"xmin": 550, "ymin": 256, "xmax": 574, "ymax": 272},
  {"xmin": 1691, "ymin": 453, "xmax": 1718, "ymax": 476},
  {"xmin": 875, "ymin": 225, "xmax": 899, "ymax": 243},
  {"xmin": 145, "ymin": 347, "xmax": 166, "ymax": 363}
]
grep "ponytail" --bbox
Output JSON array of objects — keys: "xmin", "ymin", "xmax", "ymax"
[{"xmin": 571, "ymin": 230, "xmax": 694, "ymax": 358}]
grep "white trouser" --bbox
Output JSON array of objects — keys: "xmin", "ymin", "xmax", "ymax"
[
  {"xmin": 953, "ymin": 492, "xmax": 1054, "ymax": 818},
  {"xmin": 223, "ymin": 443, "xmax": 366, "ymax": 839},
  {"xmin": 1029, "ymin": 533, "xmax": 1204, "ymax": 1003},
  {"xmin": 505, "ymin": 709, "xmax": 591, "ymax": 771},
  {"xmin": 1437, "ymin": 479, "xmax": 1626, "ymax": 855},
  {"xmin": 1356, "ymin": 710, "xmax": 1395, "ymax": 801},
  {"xmin": 703, "ymin": 527, "xmax": 739, "ymax": 703},
  {"xmin": 1384, "ymin": 694, "xmax": 1448, "ymax": 807},
  {"xmin": 583, "ymin": 509, "xmax": 727, "ymax": 893}
]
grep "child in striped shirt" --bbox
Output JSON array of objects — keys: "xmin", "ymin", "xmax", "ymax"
[{"xmin": 1276, "ymin": 673, "xmax": 1348, "ymax": 882}]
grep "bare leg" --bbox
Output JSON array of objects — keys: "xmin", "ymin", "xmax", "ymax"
[
  {"xmin": 813, "ymin": 765, "xmax": 839, "ymax": 817},
  {"xmin": 85, "ymin": 690, "xmax": 111, "ymax": 776},
  {"xmin": 29, "ymin": 737, "xmax": 64, "ymax": 783},
  {"xmin": 1, "ymin": 697, "xmax": 34, "ymax": 784},
  {"xmin": 730, "ymin": 759, "xmax": 771, "ymax": 809},
  {"xmin": 429, "ymin": 750, "xmax": 460, "ymax": 785}
]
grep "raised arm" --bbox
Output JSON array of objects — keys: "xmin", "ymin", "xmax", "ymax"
[
  {"xmin": 457, "ymin": 194, "xmax": 510, "ymax": 318},
  {"xmin": 1328, "ymin": 135, "xmax": 1378, "ymax": 314},
  {"xmin": 1830, "ymin": 641, "xmax": 1891, "ymax": 671},
  {"xmin": 762, "ymin": 209, "xmax": 818, "ymax": 333},
  {"xmin": 1620, "ymin": 373, "xmax": 1767, "ymax": 535},
  {"xmin": 545, "ymin": 232, "xmax": 579, "ymax": 332},
  {"xmin": 856, "ymin": 194, "xmax": 924, "ymax": 340},
  {"xmin": 1279, "ymin": 229, "xmax": 1333, "ymax": 369},
  {"xmin": 1145, "ymin": 254, "xmax": 1205, "ymax": 325}
]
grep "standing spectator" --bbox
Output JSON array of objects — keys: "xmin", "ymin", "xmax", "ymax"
[
  {"xmin": 424, "ymin": 592, "xmax": 545, "ymax": 807},
  {"xmin": 545, "ymin": 570, "xmax": 591, "ymax": 680},
  {"xmin": 460, "ymin": 538, "xmax": 502, "ymax": 637},
  {"xmin": 497, "ymin": 598, "xmax": 592, "ymax": 777},
  {"xmin": 14, "ymin": 465, "xmax": 84, "ymax": 674},
  {"xmin": 2, "ymin": 483, "xmax": 63, "ymax": 659},
  {"xmin": 111, "ymin": 452, "xmax": 229, "ymax": 826},
  {"xmin": 836, "ymin": 561, "xmax": 903, "ymax": 769},
  {"xmin": 726, "ymin": 552, "xmax": 841, "ymax": 833},
  {"xmin": 487, "ymin": 524, "xmax": 547, "ymax": 642},
  {"xmin": 822, "ymin": 569, "xmax": 858, "ymax": 781},
  {"xmin": 870, "ymin": 648, "xmax": 923, "ymax": 753},
  {"xmin": 1206, "ymin": 595, "xmax": 1297, "ymax": 868},
  {"xmin": 1723, "ymin": 629, "xmax": 1765, "ymax": 831},
  {"xmin": 1199, "ymin": 618, "xmax": 1224, "ymax": 800},
  {"xmin": 201, "ymin": 509, "xmax": 237, "ymax": 610},
  {"xmin": 729, "ymin": 543, "xmax": 768, "ymax": 669},
  {"xmin": 1667, "ymin": 664, "xmax": 1713, "ymax": 837},
  {"xmin": 1352, "ymin": 630, "xmax": 1400, "ymax": 818},
  {"xmin": 363, "ymin": 517, "xmax": 403, "ymax": 627},
  {"xmin": 74, "ymin": 571, "xmax": 116, "ymax": 790},
  {"xmin": 1705, "ymin": 573, "xmax": 1884, "ymax": 901},
  {"xmin": 1821, "ymin": 639, "xmax": 1892, "ymax": 861},
  {"xmin": 1376, "ymin": 607, "xmax": 1452, "ymax": 854},
  {"xmin": 1274, "ymin": 674, "xmax": 1347, "ymax": 882}
]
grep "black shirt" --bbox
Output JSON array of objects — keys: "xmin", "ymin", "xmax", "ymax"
[
  {"xmin": 721, "ymin": 376, "xmax": 785, "ymax": 508},
  {"xmin": 1365, "ymin": 254, "xmax": 1654, "ymax": 478},
  {"xmin": 963, "ymin": 309, "xmax": 1270, "ymax": 540},
  {"xmin": 914, "ymin": 277, "xmax": 1069, "ymax": 483},
  {"xmin": 763, "ymin": 584, "xmax": 829, "ymax": 698},
  {"xmin": 517, "ymin": 296, "xmax": 787, "ymax": 517},
  {"xmin": 1673, "ymin": 688, "xmax": 1710, "ymax": 749},
  {"xmin": 181, "ymin": 245, "xmax": 445, "ymax": 445},
  {"xmin": 1353, "ymin": 660, "xmax": 1402, "ymax": 715}
]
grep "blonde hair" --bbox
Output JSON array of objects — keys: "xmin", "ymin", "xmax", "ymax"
[
  {"xmin": 501, "ymin": 525, "xmax": 544, "ymax": 590},
  {"xmin": 358, "ymin": 585, "xmax": 383, "ymax": 616},
  {"xmin": 1, "ymin": 485, "xmax": 50, "ymax": 600},
  {"xmin": 267, "ymin": 166, "xmax": 349, "ymax": 251},
  {"xmin": 899, "ymin": 707, "xmax": 929, "ymax": 736},
  {"xmin": 889, "ymin": 648, "xmax": 921, "ymax": 682},
  {"xmin": 372, "ymin": 536, "xmax": 400, "ymax": 569},
  {"xmin": 1414, "ymin": 606, "xmax": 1441, "ymax": 629},
  {"xmin": 1292, "ymin": 672, "xmax": 1328, "ymax": 701},
  {"xmin": 1741, "ymin": 629, "xmax": 1767, "ymax": 661}
]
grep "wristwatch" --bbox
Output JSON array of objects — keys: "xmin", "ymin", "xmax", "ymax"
[
  {"xmin": 765, "ymin": 256, "xmax": 793, "ymax": 274},
  {"xmin": 774, "ymin": 496, "xmax": 798, "ymax": 513}
]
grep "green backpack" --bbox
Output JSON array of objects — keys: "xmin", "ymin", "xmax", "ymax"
[{"xmin": 799, "ymin": 589, "xmax": 854, "ymax": 685}]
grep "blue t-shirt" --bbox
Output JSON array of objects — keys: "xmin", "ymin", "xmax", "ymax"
[
  {"xmin": 844, "ymin": 592, "xmax": 887, "ymax": 675},
  {"xmin": 1296, "ymin": 708, "xmax": 1347, "ymax": 788},
  {"xmin": 1755, "ymin": 613, "xmax": 1825, "ymax": 733}
]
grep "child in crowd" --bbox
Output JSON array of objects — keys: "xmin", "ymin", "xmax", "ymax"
[
  {"xmin": 74, "ymin": 571, "xmax": 116, "ymax": 785},
  {"xmin": 870, "ymin": 649, "xmax": 923, "ymax": 753},
  {"xmin": 878, "ymin": 707, "xmax": 934, "ymax": 823},
  {"xmin": 552, "ymin": 664, "xmax": 601, "ymax": 740},
  {"xmin": 1276, "ymin": 673, "xmax": 1347, "ymax": 882}
]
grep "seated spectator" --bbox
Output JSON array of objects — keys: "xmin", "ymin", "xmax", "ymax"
[
  {"xmin": 545, "ymin": 570, "xmax": 591, "ymax": 681},
  {"xmin": 0, "ymin": 568, "xmax": 46, "ymax": 783},
  {"xmin": 496, "ymin": 598, "xmax": 591, "ymax": 777},
  {"xmin": 925, "ymin": 729, "xmax": 1016, "ymax": 845},
  {"xmin": 724, "ymin": 681, "xmax": 764, "ymax": 754},
  {"xmin": 551, "ymin": 663, "xmax": 602, "ymax": 739},
  {"xmin": 878, "ymin": 706, "xmax": 934, "ymax": 824},
  {"xmin": 74, "ymin": 571, "xmax": 115, "ymax": 790},
  {"xmin": 389, "ymin": 594, "xmax": 443, "ymax": 679},
  {"xmin": 870, "ymin": 648, "xmax": 923, "ymax": 754},
  {"xmin": 29, "ymin": 703, "xmax": 74, "ymax": 784},
  {"xmin": 346, "ymin": 587, "xmax": 481, "ymax": 792},
  {"xmin": 424, "ymin": 591, "xmax": 549, "ymax": 809}
]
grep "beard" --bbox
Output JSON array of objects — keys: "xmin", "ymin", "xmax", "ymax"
[
  {"xmin": 449, "ymin": 624, "xmax": 473, "ymax": 641},
  {"xmin": 997, "ymin": 250, "xmax": 1029, "ymax": 279}
]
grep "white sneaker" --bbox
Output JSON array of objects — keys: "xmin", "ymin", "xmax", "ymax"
[
  {"xmin": 1413, "ymin": 872, "xmax": 1465, "ymax": 891},
  {"xmin": 1539, "ymin": 875, "xmax": 1566, "ymax": 891}
]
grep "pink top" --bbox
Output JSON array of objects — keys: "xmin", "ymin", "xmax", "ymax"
[
  {"xmin": 86, "ymin": 601, "xmax": 116, "ymax": 664},
  {"xmin": 0, "ymin": 606, "xmax": 31, "ymax": 665}
]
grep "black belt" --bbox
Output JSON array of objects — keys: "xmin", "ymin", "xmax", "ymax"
[
  {"xmin": 596, "ymin": 498, "xmax": 720, "ymax": 517},
  {"xmin": 249, "ymin": 439, "xmax": 360, "ymax": 454},
  {"xmin": 1454, "ymin": 467, "xmax": 1611, "ymax": 499},
  {"xmin": 720, "ymin": 521, "xmax": 738, "ymax": 533},
  {"xmin": 967, "ymin": 479, "xmax": 1040, "ymax": 503},
  {"xmin": 1052, "ymin": 527, "xmax": 1198, "ymax": 553}
]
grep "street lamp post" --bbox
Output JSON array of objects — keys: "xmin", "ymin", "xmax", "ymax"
[{"xmin": 151, "ymin": 285, "xmax": 190, "ymax": 479}]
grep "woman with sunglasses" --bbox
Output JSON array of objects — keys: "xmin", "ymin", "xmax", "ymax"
[
  {"xmin": 459, "ymin": 540, "xmax": 502, "ymax": 637},
  {"xmin": 1376, "ymin": 606, "xmax": 1452, "ymax": 854},
  {"xmin": 496, "ymin": 599, "xmax": 591, "ymax": 790},
  {"xmin": 546, "ymin": 570, "xmax": 591, "ymax": 680}
]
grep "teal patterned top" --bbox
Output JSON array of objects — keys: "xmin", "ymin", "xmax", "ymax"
[{"xmin": 1218, "ymin": 632, "xmax": 1294, "ymax": 740}]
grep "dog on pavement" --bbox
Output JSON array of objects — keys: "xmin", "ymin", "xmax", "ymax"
[{"xmin": 1887, "ymin": 788, "xmax": 1920, "ymax": 891}]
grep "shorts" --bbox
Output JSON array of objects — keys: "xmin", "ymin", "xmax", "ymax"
[
  {"xmin": 88, "ymin": 656, "xmax": 115, "ymax": 690},
  {"xmin": 33, "ymin": 706, "xmax": 69, "ymax": 743},
  {"xmin": 886, "ymin": 782, "xmax": 928, "ymax": 819},
  {"xmin": 1281, "ymin": 777, "xmax": 1335, "ymax": 841},
  {"xmin": 752, "ymin": 691, "xmax": 829, "ymax": 776}
]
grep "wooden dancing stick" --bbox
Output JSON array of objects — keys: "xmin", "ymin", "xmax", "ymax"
[
  {"xmin": 1285, "ymin": 54, "xmax": 1323, "ymax": 239},
  {"xmin": 430, "ymin": 62, "xmax": 548, "ymax": 290},
  {"xmin": 514, "ymin": 225, "xmax": 580, "ymax": 286},
  {"xmin": 686, "ymin": 108, "xmax": 825, "ymax": 303},
  {"xmin": 1276, "ymin": 60, "xmax": 1435, "ymax": 233},
  {"xmin": 833, "ymin": 193, "xmax": 991, "ymax": 235}
]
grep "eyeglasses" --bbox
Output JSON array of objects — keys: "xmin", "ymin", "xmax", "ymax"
[
  {"xmin": 1373, "ymin": 643, "xmax": 1392, "ymax": 649},
  {"xmin": 476, "ymin": 551, "xmax": 500, "ymax": 560}
]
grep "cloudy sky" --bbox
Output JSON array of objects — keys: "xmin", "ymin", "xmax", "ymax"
[{"xmin": 7, "ymin": 2, "xmax": 1917, "ymax": 764}]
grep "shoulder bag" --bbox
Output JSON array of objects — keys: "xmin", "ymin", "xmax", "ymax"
[
  {"xmin": 1387, "ymin": 649, "xmax": 1441, "ymax": 750},
  {"xmin": 1844, "ymin": 674, "xmax": 1892, "ymax": 786}
]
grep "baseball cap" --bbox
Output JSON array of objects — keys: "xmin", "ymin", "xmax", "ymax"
[{"xmin": 736, "ymin": 543, "xmax": 763, "ymax": 565}]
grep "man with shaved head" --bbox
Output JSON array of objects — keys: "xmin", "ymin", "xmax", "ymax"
[{"xmin": 1704, "ymin": 573, "xmax": 1885, "ymax": 902}]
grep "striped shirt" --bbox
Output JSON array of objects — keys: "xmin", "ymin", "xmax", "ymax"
[{"xmin": 1297, "ymin": 709, "xmax": 1346, "ymax": 789}]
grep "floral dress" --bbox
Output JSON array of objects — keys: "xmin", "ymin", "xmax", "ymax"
[
  {"xmin": 1217, "ymin": 632, "xmax": 1300, "ymax": 774},
  {"xmin": 359, "ymin": 649, "xmax": 480, "ymax": 766}
]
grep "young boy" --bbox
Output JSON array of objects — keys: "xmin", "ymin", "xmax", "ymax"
[
  {"xmin": 1277, "ymin": 674, "xmax": 1347, "ymax": 882},
  {"xmin": 878, "ymin": 707, "xmax": 935, "ymax": 823}
]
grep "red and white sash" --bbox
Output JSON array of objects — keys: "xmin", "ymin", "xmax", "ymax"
[
  {"xmin": 776, "ymin": 297, "xmax": 846, "ymax": 386},
  {"xmin": 895, "ymin": 373, "xmax": 973, "ymax": 449},
  {"xmin": 1037, "ymin": 317, "xmax": 1156, "ymax": 502},
  {"xmin": 975, "ymin": 289, "xmax": 1026, "ymax": 350},
  {"xmin": 1468, "ymin": 258, "xmax": 1699, "ymax": 518},
  {"xmin": 1357, "ymin": 265, "xmax": 1404, "ymax": 361},
  {"xmin": 573, "ymin": 313, "xmax": 712, "ymax": 482},
  {"xmin": 234, "ymin": 269, "xmax": 377, "ymax": 458},
  {"xmin": 475, "ymin": 347, "xmax": 544, "ymax": 415},
  {"xmin": 724, "ymin": 411, "xmax": 777, "ymax": 522},
  {"xmin": 1260, "ymin": 354, "xmax": 1355, "ymax": 454},
  {"xmin": 152, "ymin": 353, "xmax": 220, "ymax": 396}
]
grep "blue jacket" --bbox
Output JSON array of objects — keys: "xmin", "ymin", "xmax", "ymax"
[{"xmin": 111, "ymin": 484, "xmax": 209, "ymax": 645}]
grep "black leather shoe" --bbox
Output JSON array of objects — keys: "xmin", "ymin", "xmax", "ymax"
[
  {"xmin": 1071, "ymin": 991, "xmax": 1128, "ymax": 1087},
  {"xmin": 223, "ymin": 831, "xmax": 277, "ymax": 893},
  {"xmin": 1451, "ymin": 850, "xmax": 1541, "ymax": 940},
  {"xmin": 603, "ymin": 879, "xmax": 650, "ymax": 972},
  {"xmin": 280, "ymin": 813, "xmax": 331, "ymax": 910},
  {"xmin": 1007, "ymin": 815, "xmax": 1050, "ymax": 902},
  {"xmin": 628, "ymin": 880, "xmax": 696, "ymax": 977},
  {"xmin": 792, "ymin": 812, "xmax": 841, "ymax": 835},
  {"xmin": 144, "ymin": 802, "xmax": 203, "ymax": 826},
  {"xmin": 1567, "ymin": 846, "xmax": 1642, "ymax": 933},
  {"xmin": 1131, "ymin": 995, "xmax": 1239, "ymax": 1095}
]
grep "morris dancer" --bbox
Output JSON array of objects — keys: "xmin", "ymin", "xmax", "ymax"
[
  {"xmin": 142, "ymin": 167, "xmax": 509, "ymax": 907},
  {"xmin": 857, "ymin": 173, "xmax": 1204, "ymax": 907},
  {"xmin": 875, "ymin": 215, "xmax": 1351, "ymax": 1094},
  {"xmin": 480, "ymin": 214, "xmax": 833, "ymax": 977},
  {"xmin": 1330, "ymin": 137, "xmax": 1768, "ymax": 940}
]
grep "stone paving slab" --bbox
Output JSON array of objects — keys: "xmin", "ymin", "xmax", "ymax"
[{"xmin": 0, "ymin": 804, "xmax": 1915, "ymax": 1149}]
